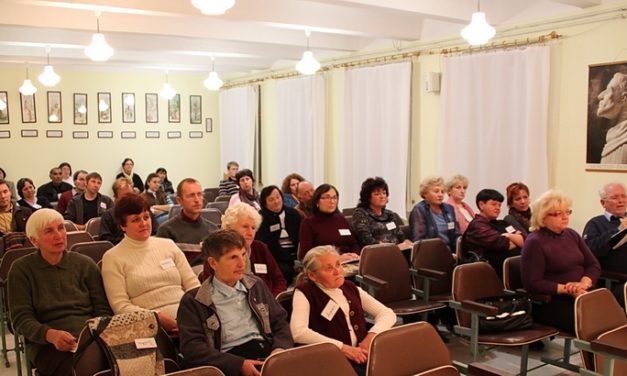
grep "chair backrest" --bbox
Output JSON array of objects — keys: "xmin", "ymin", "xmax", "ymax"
[
  {"xmin": 502, "ymin": 255, "xmax": 523, "ymax": 291},
  {"xmin": 275, "ymin": 290, "xmax": 294, "ymax": 318},
  {"xmin": 411, "ymin": 238, "xmax": 454, "ymax": 295},
  {"xmin": 400, "ymin": 225, "xmax": 411, "ymax": 242},
  {"xmin": 66, "ymin": 231, "xmax": 94, "ymax": 250},
  {"xmin": 342, "ymin": 207, "xmax": 355, "ymax": 216},
  {"xmin": 70, "ymin": 241, "xmax": 114, "ymax": 264},
  {"xmin": 455, "ymin": 236, "xmax": 462, "ymax": 261},
  {"xmin": 367, "ymin": 322, "xmax": 458, "ymax": 376},
  {"xmin": 202, "ymin": 187, "xmax": 220, "ymax": 205},
  {"xmin": 169, "ymin": 204, "xmax": 182, "ymax": 219},
  {"xmin": 451, "ymin": 262, "xmax": 504, "ymax": 328},
  {"xmin": 215, "ymin": 195, "xmax": 231, "ymax": 202},
  {"xmin": 261, "ymin": 343, "xmax": 357, "ymax": 376},
  {"xmin": 359, "ymin": 243, "xmax": 412, "ymax": 303},
  {"xmin": 73, "ymin": 326, "xmax": 110, "ymax": 376},
  {"xmin": 64, "ymin": 219, "xmax": 79, "ymax": 232},
  {"xmin": 85, "ymin": 217, "xmax": 102, "ymax": 239},
  {"xmin": 206, "ymin": 201, "xmax": 229, "ymax": 214},
  {"xmin": 0, "ymin": 247, "xmax": 36, "ymax": 281},
  {"xmin": 166, "ymin": 366, "xmax": 225, "ymax": 376},
  {"xmin": 200, "ymin": 208, "xmax": 222, "ymax": 226}
]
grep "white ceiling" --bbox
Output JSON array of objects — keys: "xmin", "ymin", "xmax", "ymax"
[{"xmin": 0, "ymin": 0, "xmax": 616, "ymax": 80}]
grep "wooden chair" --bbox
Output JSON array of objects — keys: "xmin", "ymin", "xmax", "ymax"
[
  {"xmin": 202, "ymin": 187, "xmax": 220, "ymax": 205},
  {"xmin": 206, "ymin": 201, "xmax": 229, "ymax": 214},
  {"xmin": 341, "ymin": 207, "xmax": 355, "ymax": 216},
  {"xmin": 410, "ymin": 238, "xmax": 454, "ymax": 303},
  {"xmin": 64, "ymin": 219, "xmax": 78, "ymax": 232},
  {"xmin": 66, "ymin": 231, "xmax": 94, "ymax": 250},
  {"xmin": 214, "ymin": 195, "xmax": 231, "ymax": 203},
  {"xmin": 261, "ymin": 343, "xmax": 356, "ymax": 376},
  {"xmin": 275, "ymin": 290, "xmax": 293, "ymax": 318},
  {"xmin": 166, "ymin": 367, "xmax": 225, "ymax": 375},
  {"xmin": 200, "ymin": 208, "xmax": 222, "ymax": 226},
  {"xmin": 85, "ymin": 217, "xmax": 102, "ymax": 240},
  {"xmin": 169, "ymin": 204, "xmax": 182, "ymax": 219},
  {"xmin": 70, "ymin": 240, "xmax": 114, "ymax": 264}
]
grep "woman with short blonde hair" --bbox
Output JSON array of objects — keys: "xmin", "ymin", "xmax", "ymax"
[{"xmin": 445, "ymin": 174, "xmax": 475, "ymax": 234}]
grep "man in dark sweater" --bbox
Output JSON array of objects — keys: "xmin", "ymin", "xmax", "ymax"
[
  {"xmin": 36, "ymin": 167, "xmax": 72, "ymax": 203},
  {"xmin": 65, "ymin": 172, "xmax": 113, "ymax": 229}
]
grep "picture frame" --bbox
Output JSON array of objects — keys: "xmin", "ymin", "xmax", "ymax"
[
  {"xmin": 73, "ymin": 93, "xmax": 88, "ymax": 125},
  {"xmin": 0, "ymin": 130, "xmax": 10, "ymax": 139},
  {"xmin": 190, "ymin": 95, "xmax": 202, "ymax": 124},
  {"xmin": 97, "ymin": 92, "xmax": 112, "ymax": 123},
  {"xmin": 20, "ymin": 93, "xmax": 36, "ymax": 123},
  {"xmin": 586, "ymin": 61, "xmax": 627, "ymax": 171},
  {"xmin": 73, "ymin": 131, "xmax": 89, "ymax": 139},
  {"xmin": 121, "ymin": 131, "xmax": 136, "ymax": 139},
  {"xmin": 47, "ymin": 91, "xmax": 62, "ymax": 123},
  {"xmin": 21, "ymin": 129, "xmax": 38, "ymax": 138},
  {"xmin": 98, "ymin": 131, "xmax": 113, "ymax": 139},
  {"xmin": 205, "ymin": 117, "xmax": 213, "ymax": 132},
  {"xmin": 46, "ymin": 130, "xmax": 63, "ymax": 138},
  {"xmin": 0, "ymin": 91, "xmax": 8, "ymax": 124},
  {"xmin": 168, "ymin": 94, "xmax": 181, "ymax": 123},
  {"xmin": 145, "ymin": 130, "xmax": 160, "ymax": 139},
  {"xmin": 189, "ymin": 131, "xmax": 203, "ymax": 139},
  {"xmin": 145, "ymin": 93, "xmax": 158, "ymax": 123},
  {"xmin": 167, "ymin": 131, "xmax": 182, "ymax": 139},
  {"xmin": 122, "ymin": 92, "xmax": 135, "ymax": 123}
]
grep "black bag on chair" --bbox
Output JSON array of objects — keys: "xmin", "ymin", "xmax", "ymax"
[{"xmin": 476, "ymin": 293, "xmax": 533, "ymax": 333}]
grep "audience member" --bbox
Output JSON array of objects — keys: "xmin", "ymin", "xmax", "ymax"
[
  {"xmin": 116, "ymin": 157, "xmax": 143, "ymax": 193},
  {"xmin": 281, "ymin": 173, "xmax": 304, "ymax": 209},
  {"xmin": 58, "ymin": 162, "xmax": 73, "ymax": 187},
  {"xmin": 16, "ymin": 178, "xmax": 52, "ymax": 211},
  {"xmin": 522, "ymin": 190, "xmax": 600, "ymax": 333},
  {"xmin": 409, "ymin": 176, "xmax": 459, "ymax": 251},
  {"xmin": 0, "ymin": 167, "xmax": 17, "ymax": 203},
  {"xmin": 156, "ymin": 167, "xmax": 174, "ymax": 195},
  {"xmin": 445, "ymin": 174, "xmax": 475, "ymax": 234},
  {"xmin": 65, "ymin": 172, "xmax": 113, "ymax": 229},
  {"xmin": 256, "ymin": 185, "xmax": 301, "ymax": 284},
  {"xmin": 157, "ymin": 178, "xmax": 218, "ymax": 244},
  {"xmin": 8, "ymin": 209, "xmax": 111, "ymax": 376},
  {"xmin": 102, "ymin": 193, "xmax": 200, "ymax": 334},
  {"xmin": 178, "ymin": 229, "xmax": 294, "ymax": 376},
  {"xmin": 0, "ymin": 179, "xmax": 31, "ymax": 235},
  {"xmin": 36, "ymin": 167, "xmax": 72, "ymax": 203},
  {"xmin": 504, "ymin": 182, "xmax": 532, "ymax": 235},
  {"xmin": 218, "ymin": 161, "xmax": 240, "ymax": 197},
  {"xmin": 229, "ymin": 169, "xmax": 260, "ymax": 210},
  {"xmin": 295, "ymin": 181, "xmax": 315, "ymax": 218},
  {"xmin": 291, "ymin": 245, "xmax": 396, "ymax": 375},
  {"xmin": 142, "ymin": 172, "xmax": 173, "ymax": 224},
  {"xmin": 56, "ymin": 170, "xmax": 87, "ymax": 215}
]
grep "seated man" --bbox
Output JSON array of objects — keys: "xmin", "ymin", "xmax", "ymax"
[
  {"xmin": 583, "ymin": 182, "xmax": 627, "ymax": 304},
  {"xmin": 8, "ymin": 208, "xmax": 111, "ymax": 376},
  {"xmin": 65, "ymin": 172, "xmax": 113, "ymax": 230},
  {"xmin": 294, "ymin": 180, "xmax": 314, "ymax": 218},
  {"xmin": 462, "ymin": 189, "xmax": 524, "ymax": 277},
  {"xmin": 218, "ymin": 161, "xmax": 240, "ymax": 197},
  {"xmin": 178, "ymin": 229, "xmax": 293, "ymax": 376},
  {"xmin": 56, "ymin": 170, "xmax": 87, "ymax": 215},
  {"xmin": 36, "ymin": 167, "xmax": 73, "ymax": 203},
  {"xmin": 0, "ymin": 178, "xmax": 31, "ymax": 236},
  {"xmin": 157, "ymin": 178, "xmax": 218, "ymax": 244}
]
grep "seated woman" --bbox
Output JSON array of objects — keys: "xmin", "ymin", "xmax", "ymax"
[
  {"xmin": 352, "ymin": 177, "xmax": 412, "ymax": 249},
  {"xmin": 156, "ymin": 167, "xmax": 174, "ymax": 195},
  {"xmin": 281, "ymin": 173, "xmax": 304, "ymax": 209},
  {"xmin": 299, "ymin": 184, "xmax": 360, "ymax": 259},
  {"xmin": 8, "ymin": 209, "xmax": 111, "ymax": 376},
  {"xmin": 141, "ymin": 172, "xmax": 173, "ymax": 224},
  {"xmin": 101, "ymin": 193, "xmax": 200, "ymax": 334},
  {"xmin": 256, "ymin": 185, "xmax": 302, "ymax": 284},
  {"xmin": 228, "ymin": 169, "xmax": 260, "ymax": 211},
  {"xmin": 409, "ymin": 176, "xmax": 459, "ymax": 251},
  {"xmin": 16, "ymin": 177, "xmax": 52, "ymax": 211},
  {"xmin": 521, "ymin": 189, "xmax": 601, "ymax": 333},
  {"xmin": 504, "ymin": 182, "xmax": 532, "ymax": 235},
  {"xmin": 291, "ymin": 245, "xmax": 396, "ymax": 375},
  {"xmin": 220, "ymin": 202, "xmax": 287, "ymax": 296},
  {"xmin": 445, "ymin": 174, "xmax": 475, "ymax": 234},
  {"xmin": 116, "ymin": 157, "xmax": 144, "ymax": 193}
]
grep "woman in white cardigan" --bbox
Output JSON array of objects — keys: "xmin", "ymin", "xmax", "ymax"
[{"xmin": 102, "ymin": 193, "xmax": 200, "ymax": 334}]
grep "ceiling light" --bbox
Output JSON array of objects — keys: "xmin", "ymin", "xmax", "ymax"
[
  {"xmin": 296, "ymin": 30, "xmax": 320, "ymax": 75},
  {"xmin": 191, "ymin": 0, "xmax": 235, "ymax": 15},
  {"xmin": 85, "ymin": 11, "xmax": 114, "ymax": 61},
  {"xmin": 38, "ymin": 46, "xmax": 61, "ymax": 87},
  {"xmin": 203, "ymin": 57, "xmax": 223, "ymax": 91},
  {"xmin": 160, "ymin": 71, "xmax": 177, "ymax": 100},
  {"xmin": 461, "ymin": 0, "xmax": 496, "ymax": 46},
  {"xmin": 19, "ymin": 66, "xmax": 37, "ymax": 96}
]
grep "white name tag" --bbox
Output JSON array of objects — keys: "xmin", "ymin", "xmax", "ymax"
[
  {"xmin": 386, "ymin": 222, "xmax": 397, "ymax": 230},
  {"xmin": 269, "ymin": 224, "xmax": 281, "ymax": 232},
  {"xmin": 100, "ymin": 202, "xmax": 107, "ymax": 209},
  {"xmin": 254, "ymin": 263, "xmax": 268, "ymax": 274},
  {"xmin": 321, "ymin": 300, "xmax": 340, "ymax": 321},
  {"xmin": 160, "ymin": 258, "xmax": 176, "ymax": 269},
  {"xmin": 505, "ymin": 225, "xmax": 516, "ymax": 234},
  {"xmin": 447, "ymin": 222, "xmax": 455, "ymax": 230},
  {"xmin": 134, "ymin": 337, "xmax": 157, "ymax": 349},
  {"xmin": 339, "ymin": 229, "xmax": 351, "ymax": 236}
]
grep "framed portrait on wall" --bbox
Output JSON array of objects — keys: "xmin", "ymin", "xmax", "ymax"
[
  {"xmin": 145, "ymin": 93, "xmax": 158, "ymax": 123},
  {"xmin": 122, "ymin": 92, "xmax": 135, "ymax": 123},
  {"xmin": 20, "ymin": 93, "xmax": 36, "ymax": 123},
  {"xmin": 168, "ymin": 94, "xmax": 180, "ymax": 123},
  {"xmin": 586, "ymin": 61, "xmax": 627, "ymax": 171},
  {"xmin": 190, "ymin": 95, "xmax": 202, "ymax": 124},
  {"xmin": 74, "ymin": 93, "xmax": 88, "ymax": 125},
  {"xmin": 98, "ymin": 92, "xmax": 112, "ymax": 123},
  {"xmin": 0, "ymin": 91, "xmax": 8, "ymax": 124},
  {"xmin": 47, "ymin": 91, "xmax": 62, "ymax": 123}
]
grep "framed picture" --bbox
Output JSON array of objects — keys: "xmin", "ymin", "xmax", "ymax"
[
  {"xmin": 190, "ymin": 95, "xmax": 202, "ymax": 124},
  {"xmin": 21, "ymin": 129, "xmax": 38, "ymax": 138},
  {"xmin": 167, "ymin": 131, "xmax": 181, "ymax": 139},
  {"xmin": 168, "ymin": 94, "xmax": 180, "ymax": 123},
  {"xmin": 586, "ymin": 61, "xmax": 627, "ymax": 171},
  {"xmin": 46, "ymin": 130, "xmax": 63, "ymax": 138},
  {"xmin": 189, "ymin": 131, "xmax": 203, "ymax": 139},
  {"xmin": 0, "ymin": 130, "xmax": 9, "ymax": 139},
  {"xmin": 97, "ymin": 92, "xmax": 111, "ymax": 123},
  {"xmin": 47, "ymin": 91, "xmax": 62, "ymax": 123},
  {"xmin": 145, "ymin": 93, "xmax": 158, "ymax": 123},
  {"xmin": 0, "ymin": 92, "xmax": 8, "ymax": 124},
  {"xmin": 20, "ymin": 94, "xmax": 36, "ymax": 123},
  {"xmin": 122, "ymin": 93, "xmax": 135, "ymax": 123},
  {"xmin": 74, "ymin": 93, "xmax": 88, "ymax": 125},
  {"xmin": 145, "ymin": 130, "xmax": 160, "ymax": 139},
  {"xmin": 121, "ymin": 131, "xmax": 136, "ymax": 139},
  {"xmin": 98, "ymin": 131, "xmax": 113, "ymax": 139},
  {"xmin": 205, "ymin": 117, "xmax": 213, "ymax": 132},
  {"xmin": 73, "ymin": 131, "xmax": 89, "ymax": 139}
]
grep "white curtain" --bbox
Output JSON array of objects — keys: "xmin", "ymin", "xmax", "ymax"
[
  {"xmin": 338, "ymin": 62, "xmax": 411, "ymax": 216},
  {"xmin": 276, "ymin": 75, "xmax": 326, "ymax": 185},
  {"xmin": 219, "ymin": 85, "xmax": 259, "ymax": 172},
  {"xmin": 439, "ymin": 46, "xmax": 551, "ymax": 210}
]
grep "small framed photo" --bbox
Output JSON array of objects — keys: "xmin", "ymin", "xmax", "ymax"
[
  {"xmin": 0, "ymin": 130, "xmax": 10, "ymax": 139},
  {"xmin": 73, "ymin": 131, "xmax": 89, "ymax": 139},
  {"xmin": 122, "ymin": 92, "xmax": 135, "ymax": 123},
  {"xmin": 46, "ymin": 130, "xmax": 63, "ymax": 138},
  {"xmin": 97, "ymin": 92, "xmax": 111, "ymax": 123},
  {"xmin": 0, "ymin": 92, "xmax": 9, "ymax": 124},
  {"xmin": 121, "ymin": 131, "xmax": 136, "ymax": 139},
  {"xmin": 167, "ymin": 131, "xmax": 182, "ymax": 139},
  {"xmin": 145, "ymin": 130, "xmax": 160, "ymax": 139},
  {"xmin": 205, "ymin": 117, "xmax": 213, "ymax": 132},
  {"xmin": 20, "ymin": 94, "xmax": 36, "ymax": 123},
  {"xmin": 47, "ymin": 91, "xmax": 62, "ymax": 123},
  {"xmin": 74, "ymin": 93, "xmax": 88, "ymax": 125},
  {"xmin": 21, "ymin": 129, "xmax": 38, "ymax": 138},
  {"xmin": 98, "ymin": 130, "xmax": 113, "ymax": 139},
  {"xmin": 190, "ymin": 95, "xmax": 202, "ymax": 124},
  {"xmin": 189, "ymin": 131, "xmax": 203, "ymax": 139},
  {"xmin": 168, "ymin": 94, "xmax": 181, "ymax": 123},
  {"xmin": 145, "ymin": 93, "xmax": 158, "ymax": 123}
]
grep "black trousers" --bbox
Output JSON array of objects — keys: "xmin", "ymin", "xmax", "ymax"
[
  {"xmin": 532, "ymin": 295, "xmax": 575, "ymax": 333},
  {"xmin": 34, "ymin": 345, "xmax": 74, "ymax": 376},
  {"xmin": 227, "ymin": 339, "xmax": 272, "ymax": 360}
]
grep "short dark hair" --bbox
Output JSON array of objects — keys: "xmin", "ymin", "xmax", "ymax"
[
  {"xmin": 16, "ymin": 178, "xmax": 34, "ymax": 198},
  {"xmin": 59, "ymin": 162, "xmax": 72, "ymax": 174},
  {"xmin": 73, "ymin": 169, "xmax": 88, "ymax": 181},
  {"xmin": 0, "ymin": 167, "xmax": 6, "ymax": 179},
  {"xmin": 202, "ymin": 229, "xmax": 246, "ymax": 265},
  {"xmin": 226, "ymin": 161, "xmax": 239, "ymax": 170},
  {"xmin": 357, "ymin": 177, "xmax": 388, "ymax": 209},
  {"xmin": 281, "ymin": 173, "xmax": 305, "ymax": 193},
  {"xmin": 176, "ymin": 178, "xmax": 199, "ymax": 197},
  {"xmin": 311, "ymin": 184, "xmax": 339, "ymax": 215},
  {"xmin": 259, "ymin": 185, "xmax": 282, "ymax": 209},
  {"xmin": 145, "ymin": 172, "xmax": 159, "ymax": 190},
  {"xmin": 475, "ymin": 189, "xmax": 504, "ymax": 207},
  {"xmin": 114, "ymin": 193, "xmax": 150, "ymax": 227},
  {"xmin": 505, "ymin": 182, "xmax": 530, "ymax": 207},
  {"xmin": 235, "ymin": 169, "xmax": 254, "ymax": 187},
  {"xmin": 0, "ymin": 179, "xmax": 7, "ymax": 191},
  {"xmin": 86, "ymin": 172, "xmax": 102, "ymax": 182},
  {"xmin": 121, "ymin": 158, "xmax": 134, "ymax": 167}
]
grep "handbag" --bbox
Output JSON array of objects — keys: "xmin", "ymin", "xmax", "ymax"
[{"xmin": 476, "ymin": 293, "xmax": 533, "ymax": 333}]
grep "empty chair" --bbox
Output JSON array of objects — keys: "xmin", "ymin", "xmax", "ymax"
[
  {"xmin": 202, "ymin": 187, "xmax": 220, "ymax": 205},
  {"xmin": 261, "ymin": 343, "xmax": 357, "ymax": 376},
  {"xmin": 70, "ymin": 241, "xmax": 114, "ymax": 264},
  {"xmin": 66, "ymin": 231, "xmax": 94, "ymax": 250},
  {"xmin": 206, "ymin": 201, "xmax": 229, "ymax": 214},
  {"xmin": 169, "ymin": 204, "xmax": 182, "ymax": 219},
  {"xmin": 64, "ymin": 219, "xmax": 78, "ymax": 232},
  {"xmin": 85, "ymin": 217, "xmax": 102, "ymax": 240},
  {"xmin": 200, "ymin": 208, "xmax": 222, "ymax": 226},
  {"xmin": 502, "ymin": 255, "xmax": 524, "ymax": 292},
  {"xmin": 214, "ymin": 195, "xmax": 231, "ymax": 202},
  {"xmin": 411, "ymin": 238, "xmax": 454, "ymax": 302},
  {"xmin": 342, "ymin": 207, "xmax": 356, "ymax": 216},
  {"xmin": 275, "ymin": 290, "xmax": 293, "ymax": 318},
  {"xmin": 166, "ymin": 367, "xmax": 225, "ymax": 376}
]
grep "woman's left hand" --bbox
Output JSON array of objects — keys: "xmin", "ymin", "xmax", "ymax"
[{"xmin": 157, "ymin": 312, "xmax": 178, "ymax": 333}]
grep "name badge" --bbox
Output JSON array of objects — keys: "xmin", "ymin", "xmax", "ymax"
[
  {"xmin": 505, "ymin": 225, "xmax": 516, "ymax": 234},
  {"xmin": 447, "ymin": 222, "xmax": 455, "ymax": 230},
  {"xmin": 269, "ymin": 224, "xmax": 281, "ymax": 232},
  {"xmin": 254, "ymin": 263, "xmax": 268, "ymax": 274},
  {"xmin": 386, "ymin": 222, "xmax": 397, "ymax": 230},
  {"xmin": 160, "ymin": 258, "xmax": 176, "ymax": 269},
  {"xmin": 321, "ymin": 300, "xmax": 340, "ymax": 321},
  {"xmin": 134, "ymin": 338, "xmax": 157, "ymax": 349},
  {"xmin": 100, "ymin": 202, "xmax": 107, "ymax": 209},
  {"xmin": 339, "ymin": 229, "xmax": 351, "ymax": 236}
]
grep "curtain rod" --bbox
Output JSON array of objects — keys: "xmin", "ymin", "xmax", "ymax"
[{"xmin": 441, "ymin": 31, "xmax": 561, "ymax": 56}]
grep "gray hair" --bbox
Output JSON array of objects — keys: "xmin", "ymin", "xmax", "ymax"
[
  {"xmin": 221, "ymin": 202, "xmax": 262, "ymax": 230},
  {"xmin": 25, "ymin": 208, "xmax": 64, "ymax": 241},
  {"xmin": 599, "ymin": 182, "xmax": 626, "ymax": 199},
  {"xmin": 419, "ymin": 176, "xmax": 444, "ymax": 198},
  {"xmin": 296, "ymin": 245, "xmax": 340, "ymax": 283}
]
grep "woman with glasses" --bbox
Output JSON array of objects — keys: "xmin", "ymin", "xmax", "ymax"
[
  {"xmin": 521, "ymin": 189, "xmax": 600, "ymax": 333},
  {"xmin": 299, "ymin": 184, "xmax": 360, "ymax": 260}
]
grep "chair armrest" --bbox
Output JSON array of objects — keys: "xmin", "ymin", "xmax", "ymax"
[
  {"xmin": 357, "ymin": 274, "xmax": 388, "ymax": 290},
  {"xmin": 467, "ymin": 362, "xmax": 515, "ymax": 376},
  {"xmin": 410, "ymin": 266, "xmax": 446, "ymax": 280},
  {"xmin": 591, "ymin": 338, "xmax": 627, "ymax": 360},
  {"xmin": 460, "ymin": 299, "xmax": 499, "ymax": 316},
  {"xmin": 601, "ymin": 270, "xmax": 627, "ymax": 282}
]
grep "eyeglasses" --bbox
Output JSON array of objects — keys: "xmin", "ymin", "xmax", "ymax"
[
  {"xmin": 546, "ymin": 209, "xmax": 573, "ymax": 217},
  {"xmin": 320, "ymin": 195, "xmax": 338, "ymax": 201}
]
